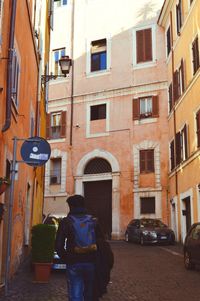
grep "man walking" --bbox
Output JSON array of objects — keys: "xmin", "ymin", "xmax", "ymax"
[{"xmin": 55, "ymin": 194, "xmax": 103, "ymax": 301}]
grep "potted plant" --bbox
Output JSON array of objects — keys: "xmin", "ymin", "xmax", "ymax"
[
  {"xmin": 0, "ymin": 177, "xmax": 10, "ymax": 195},
  {"xmin": 31, "ymin": 223, "xmax": 56, "ymax": 283}
]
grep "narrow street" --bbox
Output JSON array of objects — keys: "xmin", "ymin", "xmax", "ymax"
[{"xmin": 0, "ymin": 241, "xmax": 200, "ymax": 301}]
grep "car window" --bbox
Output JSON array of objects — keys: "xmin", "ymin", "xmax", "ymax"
[
  {"xmin": 141, "ymin": 219, "xmax": 166, "ymax": 228},
  {"xmin": 191, "ymin": 225, "xmax": 200, "ymax": 240}
]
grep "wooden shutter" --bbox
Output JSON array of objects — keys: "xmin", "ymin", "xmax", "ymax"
[
  {"xmin": 140, "ymin": 150, "xmax": 146, "ymax": 173},
  {"xmin": 173, "ymin": 70, "xmax": 179, "ymax": 102},
  {"xmin": 196, "ymin": 110, "xmax": 200, "ymax": 148},
  {"xmin": 167, "ymin": 27, "xmax": 171, "ymax": 55},
  {"xmin": 168, "ymin": 83, "xmax": 173, "ymax": 112},
  {"xmin": 46, "ymin": 113, "xmax": 51, "ymax": 139},
  {"xmin": 152, "ymin": 95, "xmax": 159, "ymax": 117},
  {"xmin": 170, "ymin": 140, "xmax": 175, "ymax": 170},
  {"xmin": 180, "ymin": 59, "xmax": 185, "ymax": 92},
  {"xmin": 136, "ymin": 29, "xmax": 152, "ymax": 63},
  {"xmin": 136, "ymin": 30, "xmax": 144, "ymax": 63},
  {"xmin": 147, "ymin": 149, "xmax": 154, "ymax": 172},
  {"xmin": 60, "ymin": 111, "xmax": 66, "ymax": 138},
  {"xmin": 144, "ymin": 28, "xmax": 152, "ymax": 61},
  {"xmin": 175, "ymin": 132, "xmax": 181, "ymax": 165},
  {"xmin": 133, "ymin": 99, "xmax": 139, "ymax": 120},
  {"xmin": 183, "ymin": 124, "xmax": 188, "ymax": 159},
  {"xmin": 192, "ymin": 37, "xmax": 200, "ymax": 75}
]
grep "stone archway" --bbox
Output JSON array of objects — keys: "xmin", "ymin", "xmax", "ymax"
[{"xmin": 75, "ymin": 149, "xmax": 120, "ymax": 239}]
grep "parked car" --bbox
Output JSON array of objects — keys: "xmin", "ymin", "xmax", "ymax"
[
  {"xmin": 183, "ymin": 222, "xmax": 200, "ymax": 270},
  {"xmin": 43, "ymin": 214, "xmax": 66, "ymax": 270},
  {"xmin": 125, "ymin": 218, "xmax": 175, "ymax": 245}
]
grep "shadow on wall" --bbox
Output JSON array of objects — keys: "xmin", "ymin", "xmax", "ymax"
[{"xmin": 137, "ymin": 1, "xmax": 160, "ymax": 22}]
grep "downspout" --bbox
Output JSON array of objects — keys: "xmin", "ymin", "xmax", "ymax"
[
  {"xmin": 170, "ymin": 11, "xmax": 178, "ymax": 195},
  {"xmin": 69, "ymin": 0, "xmax": 75, "ymax": 146},
  {"xmin": 2, "ymin": 0, "xmax": 17, "ymax": 132}
]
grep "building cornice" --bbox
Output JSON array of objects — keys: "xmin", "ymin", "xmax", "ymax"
[{"xmin": 158, "ymin": 0, "xmax": 173, "ymax": 26}]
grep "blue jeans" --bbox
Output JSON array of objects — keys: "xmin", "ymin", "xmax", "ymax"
[{"xmin": 66, "ymin": 262, "xmax": 95, "ymax": 301}]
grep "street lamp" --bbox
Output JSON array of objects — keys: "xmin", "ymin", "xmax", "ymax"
[
  {"xmin": 41, "ymin": 55, "xmax": 72, "ymax": 84},
  {"xmin": 59, "ymin": 55, "xmax": 72, "ymax": 76}
]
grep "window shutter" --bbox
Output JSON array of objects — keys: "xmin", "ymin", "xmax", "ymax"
[
  {"xmin": 168, "ymin": 83, "xmax": 173, "ymax": 112},
  {"xmin": 133, "ymin": 99, "xmax": 139, "ymax": 120},
  {"xmin": 136, "ymin": 30, "xmax": 144, "ymax": 63},
  {"xmin": 196, "ymin": 110, "xmax": 200, "ymax": 148},
  {"xmin": 175, "ymin": 132, "xmax": 181, "ymax": 165},
  {"xmin": 180, "ymin": 59, "xmax": 185, "ymax": 92},
  {"xmin": 173, "ymin": 70, "xmax": 179, "ymax": 102},
  {"xmin": 170, "ymin": 140, "xmax": 175, "ymax": 170},
  {"xmin": 192, "ymin": 37, "xmax": 200, "ymax": 75},
  {"xmin": 183, "ymin": 124, "xmax": 188, "ymax": 159},
  {"xmin": 60, "ymin": 111, "xmax": 66, "ymax": 138},
  {"xmin": 46, "ymin": 113, "xmax": 51, "ymax": 139},
  {"xmin": 167, "ymin": 27, "xmax": 171, "ymax": 56},
  {"xmin": 140, "ymin": 150, "xmax": 146, "ymax": 173},
  {"xmin": 147, "ymin": 149, "xmax": 154, "ymax": 172},
  {"xmin": 152, "ymin": 95, "xmax": 159, "ymax": 117},
  {"xmin": 144, "ymin": 28, "xmax": 152, "ymax": 61}
]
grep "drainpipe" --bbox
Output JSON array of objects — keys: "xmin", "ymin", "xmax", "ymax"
[
  {"xmin": 2, "ymin": 0, "xmax": 17, "ymax": 132},
  {"xmin": 170, "ymin": 11, "xmax": 178, "ymax": 195},
  {"xmin": 69, "ymin": 0, "xmax": 75, "ymax": 146}
]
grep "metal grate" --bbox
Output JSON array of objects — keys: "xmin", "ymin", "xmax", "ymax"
[{"xmin": 84, "ymin": 158, "xmax": 112, "ymax": 174}]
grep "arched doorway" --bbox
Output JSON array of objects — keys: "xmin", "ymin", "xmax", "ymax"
[
  {"xmin": 83, "ymin": 158, "xmax": 112, "ymax": 239},
  {"xmin": 75, "ymin": 149, "xmax": 120, "ymax": 239}
]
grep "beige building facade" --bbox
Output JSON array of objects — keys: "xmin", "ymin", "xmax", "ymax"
[{"xmin": 158, "ymin": 0, "xmax": 200, "ymax": 242}]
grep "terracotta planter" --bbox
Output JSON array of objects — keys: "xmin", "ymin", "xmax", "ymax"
[
  {"xmin": 33, "ymin": 262, "xmax": 52, "ymax": 283},
  {"xmin": 0, "ymin": 183, "xmax": 9, "ymax": 195}
]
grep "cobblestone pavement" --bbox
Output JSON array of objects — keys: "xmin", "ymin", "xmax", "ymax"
[{"xmin": 0, "ymin": 241, "xmax": 200, "ymax": 301}]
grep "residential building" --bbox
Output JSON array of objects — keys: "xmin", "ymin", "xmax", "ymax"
[
  {"xmin": 44, "ymin": 0, "xmax": 169, "ymax": 239},
  {"xmin": 158, "ymin": 0, "xmax": 200, "ymax": 242},
  {"xmin": 0, "ymin": 0, "xmax": 51, "ymax": 285}
]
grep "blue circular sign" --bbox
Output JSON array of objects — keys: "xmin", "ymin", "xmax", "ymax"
[{"xmin": 20, "ymin": 136, "xmax": 51, "ymax": 166}]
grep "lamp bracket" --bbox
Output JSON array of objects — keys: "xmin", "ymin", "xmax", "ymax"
[{"xmin": 41, "ymin": 74, "xmax": 66, "ymax": 84}]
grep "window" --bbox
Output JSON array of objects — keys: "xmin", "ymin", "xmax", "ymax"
[
  {"xmin": 176, "ymin": 0, "xmax": 182, "ymax": 35},
  {"xmin": 54, "ymin": 0, "xmax": 68, "ymax": 7},
  {"xmin": 190, "ymin": 225, "xmax": 200, "ymax": 240},
  {"xmin": 84, "ymin": 158, "xmax": 112, "ymax": 174},
  {"xmin": 196, "ymin": 109, "xmax": 200, "ymax": 148},
  {"xmin": 170, "ymin": 140, "xmax": 175, "ymax": 171},
  {"xmin": 52, "ymin": 48, "xmax": 65, "ymax": 75},
  {"xmin": 11, "ymin": 50, "xmax": 20, "ymax": 107},
  {"xmin": 180, "ymin": 124, "xmax": 188, "ymax": 161},
  {"xmin": 136, "ymin": 28, "xmax": 152, "ymax": 63},
  {"xmin": 46, "ymin": 111, "xmax": 66, "ymax": 139},
  {"xmin": 140, "ymin": 149, "xmax": 154, "ymax": 173},
  {"xmin": 133, "ymin": 96, "xmax": 159, "ymax": 120},
  {"xmin": 173, "ymin": 59, "xmax": 185, "ymax": 102},
  {"xmin": 140, "ymin": 197, "xmax": 155, "ymax": 214},
  {"xmin": 178, "ymin": 59, "xmax": 185, "ymax": 96},
  {"xmin": 166, "ymin": 26, "xmax": 171, "ymax": 56},
  {"xmin": 90, "ymin": 104, "xmax": 106, "ymax": 120},
  {"xmin": 192, "ymin": 36, "xmax": 200, "ymax": 75},
  {"xmin": 50, "ymin": 158, "xmax": 61, "ymax": 185},
  {"xmin": 91, "ymin": 39, "xmax": 107, "ymax": 72}
]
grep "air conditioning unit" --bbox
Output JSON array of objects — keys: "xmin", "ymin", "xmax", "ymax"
[{"xmin": 50, "ymin": 176, "xmax": 58, "ymax": 184}]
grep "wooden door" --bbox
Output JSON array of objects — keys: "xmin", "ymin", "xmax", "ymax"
[{"xmin": 84, "ymin": 180, "xmax": 112, "ymax": 239}]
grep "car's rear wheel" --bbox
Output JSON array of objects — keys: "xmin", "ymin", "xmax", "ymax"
[
  {"xmin": 125, "ymin": 232, "xmax": 130, "ymax": 242},
  {"xmin": 184, "ymin": 251, "xmax": 195, "ymax": 270}
]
